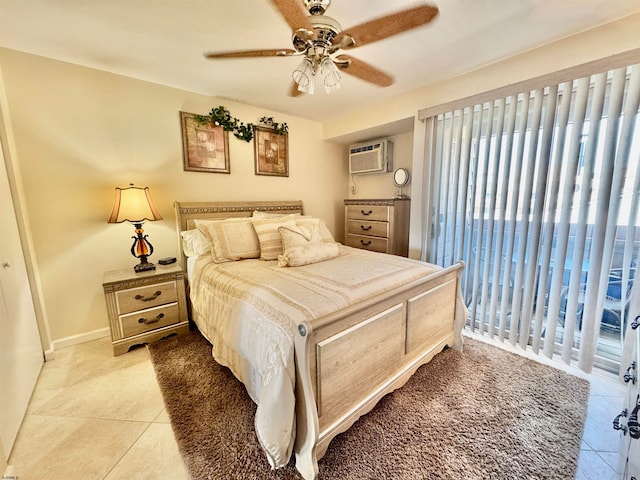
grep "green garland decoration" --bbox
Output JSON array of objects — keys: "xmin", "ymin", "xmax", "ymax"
[
  {"xmin": 194, "ymin": 108, "xmax": 289, "ymax": 142},
  {"xmin": 195, "ymin": 106, "xmax": 254, "ymax": 142},
  {"xmin": 259, "ymin": 116, "xmax": 289, "ymax": 136}
]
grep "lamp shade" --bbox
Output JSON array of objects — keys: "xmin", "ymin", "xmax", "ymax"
[
  {"xmin": 107, "ymin": 184, "xmax": 162, "ymax": 224},
  {"xmin": 292, "ymin": 57, "xmax": 315, "ymax": 95},
  {"xmin": 320, "ymin": 57, "xmax": 341, "ymax": 93}
]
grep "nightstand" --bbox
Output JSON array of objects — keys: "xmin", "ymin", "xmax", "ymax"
[{"xmin": 102, "ymin": 264, "xmax": 189, "ymax": 355}]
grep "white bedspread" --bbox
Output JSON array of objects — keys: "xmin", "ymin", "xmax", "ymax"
[{"xmin": 188, "ymin": 245, "xmax": 441, "ymax": 469}]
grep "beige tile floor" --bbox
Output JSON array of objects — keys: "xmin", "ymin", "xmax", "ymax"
[
  {"xmin": 576, "ymin": 372, "xmax": 627, "ymax": 480},
  {"xmin": 4, "ymin": 336, "xmax": 628, "ymax": 480},
  {"xmin": 6, "ymin": 337, "xmax": 188, "ymax": 480}
]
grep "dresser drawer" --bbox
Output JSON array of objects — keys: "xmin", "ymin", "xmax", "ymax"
[
  {"xmin": 346, "ymin": 205, "xmax": 390, "ymax": 222},
  {"xmin": 116, "ymin": 281, "xmax": 177, "ymax": 314},
  {"xmin": 120, "ymin": 303, "xmax": 180, "ymax": 337},
  {"xmin": 347, "ymin": 220, "xmax": 389, "ymax": 238},
  {"xmin": 345, "ymin": 234, "xmax": 389, "ymax": 253}
]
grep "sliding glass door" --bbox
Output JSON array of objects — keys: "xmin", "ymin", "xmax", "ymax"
[{"xmin": 420, "ymin": 58, "xmax": 640, "ymax": 373}]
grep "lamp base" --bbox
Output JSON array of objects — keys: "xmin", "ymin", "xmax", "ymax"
[
  {"xmin": 134, "ymin": 261, "xmax": 156, "ymax": 273},
  {"xmin": 130, "ymin": 224, "xmax": 156, "ymax": 273}
]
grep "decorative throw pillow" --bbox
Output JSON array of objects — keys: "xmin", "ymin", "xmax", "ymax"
[
  {"xmin": 279, "ymin": 224, "xmax": 323, "ymax": 250},
  {"xmin": 252, "ymin": 211, "xmax": 337, "ymax": 245},
  {"xmin": 180, "ymin": 229, "xmax": 211, "ymax": 257},
  {"xmin": 278, "ymin": 225, "xmax": 340, "ymax": 267},
  {"xmin": 195, "ymin": 218, "xmax": 260, "ymax": 263},
  {"xmin": 296, "ymin": 216, "xmax": 337, "ymax": 244},
  {"xmin": 252, "ymin": 214, "xmax": 297, "ymax": 260}
]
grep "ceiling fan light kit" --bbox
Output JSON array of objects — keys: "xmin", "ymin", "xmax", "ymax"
[
  {"xmin": 320, "ymin": 56, "xmax": 341, "ymax": 92},
  {"xmin": 204, "ymin": 0, "xmax": 439, "ymax": 97},
  {"xmin": 292, "ymin": 50, "xmax": 342, "ymax": 94},
  {"xmin": 293, "ymin": 57, "xmax": 316, "ymax": 94}
]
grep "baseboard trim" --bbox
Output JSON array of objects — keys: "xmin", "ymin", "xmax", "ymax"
[{"xmin": 50, "ymin": 327, "xmax": 111, "ymax": 354}]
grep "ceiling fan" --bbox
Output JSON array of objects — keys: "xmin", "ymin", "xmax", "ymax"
[{"xmin": 204, "ymin": 0, "xmax": 439, "ymax": 96}]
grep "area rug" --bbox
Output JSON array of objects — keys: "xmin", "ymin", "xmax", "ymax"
[{"xmin": 148, "ymin": 329, "xmax": 590, "ymax": 479}]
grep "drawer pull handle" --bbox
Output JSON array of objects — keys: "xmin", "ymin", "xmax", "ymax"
[
  {"xmin": 360, "ymin": 225, "xmax": 372, "ymax": 231},
  {"xmin": 624, "ymin": 361, "xmax": 637, "ymax": 385},
  {"xmin": 361, "ymin": 209, "xmax": 373, "ymax": 216},
  {"xmin": 138, "ymin": 313, "xmax": 164, "ymax": 325},
  {"xmin": 632, "ymin": 315, "xmax": 640, "ymax": 330},
  {"xmin": 360, "ymin": 240, "xmax": 372, "ymax": 246},
  {"xmin": 135, "ymin": 291, "xmax": 162, "ymax": 302},
  {"xmin": 613, "ymin": 408, "xmax": 628, "ymax": 434},
  {"xmin": 629, "ymin": 396, "xmax": 640, "ymax": 440}
]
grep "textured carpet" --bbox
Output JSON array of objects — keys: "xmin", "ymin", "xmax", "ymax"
[{"xmin": 148, "ymin": 329, "xmax": 590, "ymax": 480}]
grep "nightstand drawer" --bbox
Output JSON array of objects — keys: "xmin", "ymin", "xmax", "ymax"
[
  {"xmin": 347, "ymin": 220, "xmax": 389, "ymax": 238},
  {"xmin": 346, "ymin": 205, "xmax": 390, "ymax": 222},
  {"xmin": 345, "ymin": 234, "xmax": 389, "ymax": 253},
  {"xmin": 116, "ymin": 281, "xmax": 177, "ymax": 314},
  {"xmin": 120, "ymin": 303, "xmax": 180, "ymax": 337}
]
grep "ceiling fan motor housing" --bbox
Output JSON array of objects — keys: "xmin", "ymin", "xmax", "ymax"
[
  {"xmin": 304, "ymin": 0, "xmax": 331, "ymax": 15},
  {"xmin": 292, "ymin": 14, "xmax": 341, "ymax": 52}
]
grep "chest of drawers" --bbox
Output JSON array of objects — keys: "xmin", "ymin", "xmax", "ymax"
[
  {"xmin": 103, "ymin": 264, "xmax": 189, "ymax": 355},
  {"xmin": 344, "ymin": 198, "xmax": 410, "ymax": 257}
]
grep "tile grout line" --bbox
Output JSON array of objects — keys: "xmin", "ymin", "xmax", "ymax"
[
  {"xmin": 577, "ymin": 377, "xmax": 624, "ymax": 479},
  {"xmin": 100, "ymin": 421, "xmax": 155, "ymax": 480}
]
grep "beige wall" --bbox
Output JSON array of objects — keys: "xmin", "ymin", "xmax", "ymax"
[
  {"xmin": 0, "ymin": 48, "xmax": 347, "ymax": 344},
  {"xmin": 325, "ymin": 12, "xmax": 640, "ymax": 258}
]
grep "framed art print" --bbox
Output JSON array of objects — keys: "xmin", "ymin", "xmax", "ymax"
[
  {"xmin": 253, "ymin": 125, "xmax": 288, "ymax": 177},
  {"xmin": 180, "ymin": 111, "xmax": 230, "ymax": 173}
]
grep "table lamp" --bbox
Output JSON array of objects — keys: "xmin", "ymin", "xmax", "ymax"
[{"xmin": 108, "ymin": 184, "xmax": 162, "ymax": 272}]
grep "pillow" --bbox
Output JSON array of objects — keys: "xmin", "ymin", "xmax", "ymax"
[
  {"xmin": 180, "ymin": 229, "xmax": 211, "ymax": 257},
  {"xmin": 279, "ymin": 224, "xmax": 323, "ymax": 250},
  {"xmin": 278, "ymin": 243, "xmax": 340, "ymax": 267},
  {"xmin": 252, "ymin": 210, "xmax": 337, "ymax": 244},
  {"xmin": 252, "ymin": 210, "xmax": 286, "ymax": 219},
  {"xmin": 296, "ymin": 216, "xmax": 337, "ymax": 244},
  {"xmin": 252, "ymin": 214, "xmax": 297, "ymax": 260},
  {"xmin": 195, "ymin": 218, "xmax": 260, "ymax": 263},
  {"xmin": 278, "ymin": 226, "xmax": 340, "ymax": 267}
]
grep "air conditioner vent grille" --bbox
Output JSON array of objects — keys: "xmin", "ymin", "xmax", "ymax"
[
  {"xmin": 350, "ymin": 143, "xmax": 382, "ymax": 154},
  {"xmin": 348, "ymin": 139, "xmax": 393, "ymax": 175}
]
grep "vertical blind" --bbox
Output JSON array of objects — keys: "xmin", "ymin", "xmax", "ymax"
[{"xmin": 419, "ymin": 57, "xmax": 640, "ymax": 373}]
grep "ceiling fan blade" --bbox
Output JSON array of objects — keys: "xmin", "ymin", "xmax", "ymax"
[
  {"xmin": 288, "ymin": 81, "xmax": 304, "ymax": 97},
  {"xmin": 269, "ymin": 0, "xmax": 316, "ymax": 39},
  {"xmin": 335, "ymin": 55, "xmax": 394, "ymax": 87},
  {"xmin": 204, "ymin": 48, "xmax": 297, "ymax": 59},
  {"xmin": 335, "ymin": 5, "xmax": 438, "ymax": 49}
]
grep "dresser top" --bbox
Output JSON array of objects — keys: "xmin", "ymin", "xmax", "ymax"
[{"xmin": 344, "ymin": 198, "xmax": 410, "ymax": 206}]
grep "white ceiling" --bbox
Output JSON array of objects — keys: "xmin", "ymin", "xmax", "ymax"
[{"xmin": 1, "ymin": 0, "xmax": 639, "ymax": 123}]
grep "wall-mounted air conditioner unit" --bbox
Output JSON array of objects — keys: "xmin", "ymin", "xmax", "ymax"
[{"xmin": 348, "ymin": 139, "xmax": 394, "ymax": 175}]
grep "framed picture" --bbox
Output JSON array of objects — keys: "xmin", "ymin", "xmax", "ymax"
[
  {"xmin": 253, "ymin": 125, "xmax": 289, "ymax": 177},
  {"xmin": 180, "ymin": 111, "xmax": 230, "ymax": 173}
]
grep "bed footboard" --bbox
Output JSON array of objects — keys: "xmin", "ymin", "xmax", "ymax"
[{"xmin": 293, "ymin": 262, "xmax": 467, "ymax": 480}]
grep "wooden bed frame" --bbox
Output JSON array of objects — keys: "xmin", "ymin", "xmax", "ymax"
[{"xmin": 174, "ymin": 200, "xmax": 468, "ymax": 480}]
